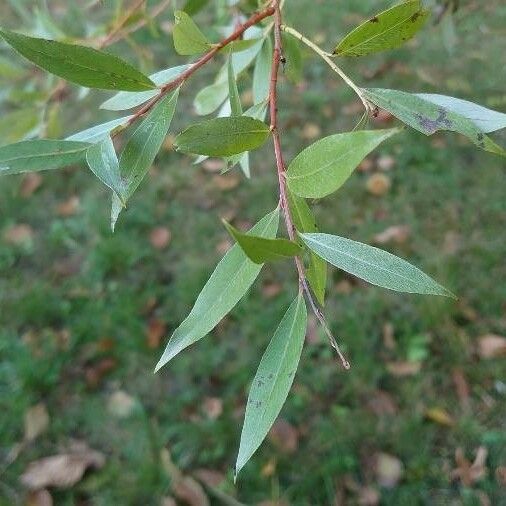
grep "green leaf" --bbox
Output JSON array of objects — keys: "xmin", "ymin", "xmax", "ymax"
[
  {"xmin": 0, "ymin": 139, "xmax": 89, "ymax": 176},
  {"xmin": 415, "ymin": 94, "xmax": 506, "ymax": 133},
  {"xmin": 223, "ymin": 220, "xmax": 302, "ymax": 264},
  {"xmin": 333, "ymin": 1, "xmax": 429, "ymax": 56},
  {"xmin": 363, "ymin": 88, "xmax": 506, "ymax": 156},
  {"xmin": 281, "ymin": 32, "xmax": 303, "ymax": 83},
  {"xmin": 155, "ymin": 208, "xmax": 280, "ymax": 370},
  {"xmin": 194, "ymin": 80, "xmax": 229, "ymax": 116},
  {"xmin": 175, "ymin": 117, "xmax": 270, "ymax": 157},
  {"xmin": 287, "ymin": 189, "xmax": 327, "ymax": 306},
  {"xmin": 100, "ymin": 65, "xmax": 189, "ymax": 111},
  {"xmin": 86, "ymin": 136, "xmax": 125, "ymax": 202},
  {"xmin": 236, "ymin": 293, "xmax": 307, "ymax": 477},
  {"xmin": 172, "ymin": 10, "xmax": 212, "ymax": 56},
  {"xmin": 183, "ymin": 0, "xmax": 210, "ymax": 16},
  {"xmin": 286, "ymin": 129, "xmax": 400, "ymax": 198},
  {"xmin": 253, "ymin": 36, "xmax": 272, "ymax": 104},
  {"xmin": 66, "ymin": 115, "xmax": 134, "ymax": 143},
  {"xmin": 227, "ymin": 55, "xmax": 242, "ymax": 117},
  {"xmin": 300, "ymin": 233, "xmax": 454, "ymax": 297},
  {"xmin": 0, "ymin": 29, "xmax": 156, "ymax": 91},
  {"xmin": 220, "ymin": 38, "xmax": 261, "ymax": 54},
  {"xmin": 0, "ymin": 108, "xmax": 40, "ymax": 146}
]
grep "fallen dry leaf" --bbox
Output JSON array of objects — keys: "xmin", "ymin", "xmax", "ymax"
[
  {"xmin": 302, "ymin": 122, "xmax": 321, "ymax": 140},
  {"xmin": 202, "ymin": 159, "xmax": 225, "ymax": 173},
  {"xmin": 366, "ymin": 173, "xmax": 391, "ymax": 196},
  {"xmin": 386, "ymin": 361, "xmax": 421, "ymax": 377},
  {"xmin": 425, "ymin": 407, "xmax": 454, "ymax": 427},
  {"xmin": 161, "ymin": 498, "xmax": 177, "ymax": 506},
  {"xmin": 202, "ymin": 397, "xmax": 223, "ymax": 420},
  {"xmin": 173, "ymin": 476, "xmax": 209, "ymax": 506},
  {"xmin": 212, "ymin": 174, "xmax": 240, "ymax": 191},
  {"xmin": 193, "ymin": 469, "xmax": 226, "ymax": 488},
  {"xmin": 367, "ymin": 390, "xmax": 397, "ymax": 417},
  {"xmin": 451, "ymin": 447, "xmax": 488, "ymax": 486},
  {"xmin": 24, "ymin": 403, "xmax": 50, "ymax": 442},
  {"xmin": 262, "ymin": 281, "xmax": 282, "ymax": 299},
  {"xmin": 373, "ymin": 225, "xmax": 410, "ymax": 245},
  {"xmin": 377, "ymin": 155, "xmax": 396, "ymax": 171},
  {"xmin": 56, "ymin": 196, "xmax": 80, "ymax": 217},
  {"xmin": 21, "ymin": 173, "xmax": 43, "ymax": 198},
  {"xmin": 261, "ymin": 458, "xmax": 277, "ymax": 478},
  {"xmin": 268, "ymin": 419, "xmax": 299, "ymax": 454},
  {"xmin": 84, "ymin": 358, "xmax": 117, "ymax": 388},
  {"xmin": 21, "ymin": 446, "xmax": 105, "ymax": 490},
  {"xmin": 495, "ymin": 466, "xmax": 506, "ymax": 487},
  {"xmin": 477, "ymin": 334, "xmax": 506, "ymax": 359},
  {"xmin": 382, "ymin": 322, "xmax": 396, "ymax": 350},
  {"xmin": 357, "ymin": 486, "xmax": 380, "ymax": 506},
  {"xmin": 107, "ymin": 390, "xmax": 136, "ymax": 418},
  {"xmin": 3, "ymin": 224, "xmax": 34, "ymax": 246},
  {"xmin": 149, "ymin": 227, "xmax": 171, "ymax": 250},
  {"xmin": 146, "ymin": 318, "xmax": 167, "ymax": 349},
  {"xmin": 358, "ymin": 157, "xmax": 374, "ymax": 173},
  {"xmin": 452, "ymin": 368, "xmax": 470, "ymax": 410},
  {"xmin": 443, "ymin": 230, "xmax": 461, "ymax": 255},
  {"xmin": 26, "ymin": 489, "xmax": 53, "ymax": 506},
  {"xmin": 374, "ymin": 452, "xmax": 404, "ymax": 488}
]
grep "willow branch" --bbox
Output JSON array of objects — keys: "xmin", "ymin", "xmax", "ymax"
[{"xmin": 269, "ymin": 1, "xmax": 350, "ymax": 369}]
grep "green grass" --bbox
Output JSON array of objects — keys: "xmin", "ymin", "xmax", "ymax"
[{"xmin": 1, "ymin": 1, "xmax": 506, "ymax": 504}]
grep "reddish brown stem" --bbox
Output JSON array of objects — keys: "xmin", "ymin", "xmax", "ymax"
[
  {"xmin": 117, "ymin": 5, "xmax": 275, "ymax": 132},
  {"xmin": 268, "ymin": 0, "xmax": 350, "ymax": 369}
]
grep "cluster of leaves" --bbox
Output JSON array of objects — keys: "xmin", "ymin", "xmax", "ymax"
[{"xmin": 1, "ymin": 0, "xmax": 505, "ymax": 477}]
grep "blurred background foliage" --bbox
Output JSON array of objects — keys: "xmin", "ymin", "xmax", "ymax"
[{"xmin": 0, "ymin": 0, "xmax": 505, "ymax": 504}]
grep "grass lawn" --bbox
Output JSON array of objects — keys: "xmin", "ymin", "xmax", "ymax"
[{"xmin": 0, "ymin": 1, "xmax": 505, "ymax": 504}]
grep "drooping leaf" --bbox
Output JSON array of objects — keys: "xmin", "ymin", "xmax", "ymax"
[
  {"xmin": 415, "ymin": 94, "xmax": 506, "ymax": 133},
  {"xmin": 194, "ymin": 80, "xmax": 229, "ymax": 116},
  {"xmin": 118, "ymin": 88, "xmax": 179, "ymax": 202},
  {"xmin": 66, "ymin": 115, "xmax": 133, "ymax": 143},
  {"xmin": 175, "ymin": 117, "xmax": 270, "ymax": 157},
  {"xmin": 281, "ymin": 32, "xmax": 303, "ymax": 83},
  {"xmin": 286, "ymin": 129, "xmax": 400, "ymax": 198},
  {"xmin": 0, "ymin": 29, "xmax": 156, "ymax": 91},
  {"xmin": 333, "ymin": 1, "xmax": 429, "ymax": 56},
  {"xmin": 227, "ymin": 55, "xmax": 242, "ymax": 117},
  {"xmin": 0, "ymin": 108, "xmax": 40, "ymax": 146},
  {"xmin": 0, "ymin": 139, "xmax": 89, "ymax": 176},
  {"xmin": 86, "ymin": 136, "xmax": 125, "ymax": 202},
  {"xmin": 253, "ymin": 36, "xmax": 273, "ymax": 104},
  {"xmin": 172, "ymin": 10, "xmax": 212, "ymax": 56},
  {"xmin": 363, "ymin": 88, "xmax": 506, "ymax": 156},
  {"xmin": 300, "ymin": 233, "xmax": 454, "ymax": 297},
  {"xmin": 236, "ymin": 293, "xmax": 307, "ymax": 477},
  {"xmin": 287, "ymin": 189, "xmax": 327, "ymax": 306},
  {"xmin": 223, "ymin": 220, "xmax": 302, "ymax": 264},
  {"xmin": 155, "ymin": 208, "xmax": 280, "ymax": 371},
  {"xmin": 100, "ymin": 65, "xmax": 189, "ymax": 111}
]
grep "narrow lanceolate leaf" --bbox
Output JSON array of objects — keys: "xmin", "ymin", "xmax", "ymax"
[
  {"xmin": 119, "ymin": 88, "xmax": 180, "ymax": 202},
  {"xmin": 253, "ymin": 37, "xmax": 273, "ymax": 103},
  {"xmin": 86, "ymin": 136, "xmax": 125, "ymax": 202},
  {"xmin": 0, "ymin": 29, "xmax": 155, "ymax": 91},
  {"xmin": 100, "ymin": 65, "xmax": 189, "ymax": 111},
  {"xmin": 286, "ymin": 129, "xmax": 400, "ymax": 198},
  {"xmin": 172, "ymin": 10, "xmax": 212, "ymax": 55},
  {"xmin": 175, "ymin": 117, "xmax": 270, "ymax": 157},
  {"xmin": 333, "ymin": 1, "xmax": 429, "ymax": 56},
  {"xmin": 236, "ymin": 293, "xmax": 307, "ymax": 477},
  {"xmin": 66, "ymin": 116, "xmax": 134, "ymax": 143},
  {"xmin": 415, "ymin": 94, "xmax": 506, "ymax": 133},
  {"xmin": 155, "ymin": 208, "xmax": 280, "ymax": 371},
  {"xmin": 228, "ymin": 56, "xmax": 242, "ymax": 117},
  {"xmin": 194, "ymin": 80, "xmax": 229, "ymax": 116},
  {"xmin": 0, "ymin": 140, "xmax": 89, "ymax": 175},
  {"xmin": 287, "ymin": 189, "xmax": 327, "ymax": 306},
  {"xmin": 363, "ymin": 88, "xmax": 506, "ymax": 156},
  {"xmin": 300, "ymin": 233, "xmax": 454, "ymax": 297},
  {"xmin": 223, "ymin": 220, "xmax": 302, "ymax": 264}
]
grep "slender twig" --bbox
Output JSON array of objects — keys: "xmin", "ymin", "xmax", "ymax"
[
  {"xmin": 281, "ymin": 24, "xmax": 371, "ymax": 114},
  {"xmin": 100, "ymin": 0, "xmax": 147, "ymax": 48},
  {"xmin": 269, "ymin": 1, "xmax": 350, "ymax": 369}
]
